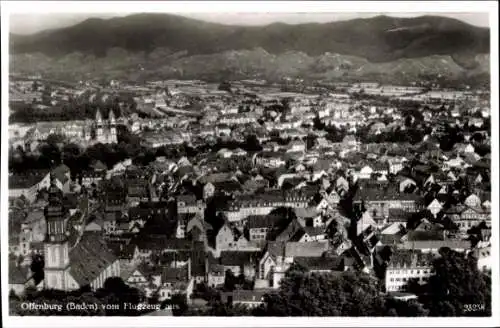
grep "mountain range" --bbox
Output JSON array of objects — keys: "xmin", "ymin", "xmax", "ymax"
[{"xmin": 9, "ymin": 13, "xmax": 491, "ymax": 83}]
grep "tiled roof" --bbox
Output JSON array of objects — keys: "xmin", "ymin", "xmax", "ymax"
[
  {"xmin": 294, "ymin": 207, "xmax": 319, "ymax": 219},
  {"xmin": 285, "ymin": 241, "xmax": 329, "ymax": 258},
  {"xmin": 303, "ymin": 226, "xmax": 327, "ymax": 237},
  {"xmin": 133, "ymin": 236, "xmax": 195, "ymax": 252},
  {"xmin": 388, "ymin": 249, "xmax": 434, "ymax": 269},
  {"xmin": 294, "ymin": 256, "xmax": 343, "ymax": 271},
  {"xmin": 354, "ymin": 187, "xmax": 422, "ymax": 202},
  {"xmin": 9, "ymin": 171, "xmax": 49, "ymax": 189},
  {"xmin": 219, "ymin": 251, "xmax": 260, "ymax": 267},
  {"xmin": 247, "ymin": 215, "xmax": 276, "ymax": 229},
  {"xmin": 400, "ymin": 239, "xmax": 471, "ymax": 251},
  {"xmin": 161, "ymin": 266, "xmax": 190, "ymax": 284},
  {"xmin": 69, "ymin": 233, "xmax": 118, "ymax": 286}
]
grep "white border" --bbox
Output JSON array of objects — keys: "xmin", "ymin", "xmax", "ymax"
[{"xmin": 1, "ymin": 1, "xmax": 499, "ymax": 327}]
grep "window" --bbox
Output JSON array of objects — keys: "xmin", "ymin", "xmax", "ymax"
[{"xmin": 390, "ymin": 278, "xmax": 394, "ymax": 282}]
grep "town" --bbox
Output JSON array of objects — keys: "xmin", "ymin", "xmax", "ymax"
[{"xmin": 8, "ymin": 75, "xmax": 491, "ymax": 316}]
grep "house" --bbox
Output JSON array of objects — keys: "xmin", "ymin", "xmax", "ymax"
[
  {"xmin": 384, "ymin": 249, "xmax": 434, "ymax": 292},
  {"xmin": 215, "ymin": 222, "xmax": 250, "ymax": 251},
  {"xmin": 255, "ymin": 241, "xmax": 329, "ymax": 289},
  {"xmin": 399, "ymin": 239, "xmax": 471, "ymax": 254},
  {"xmin": 186, "ymin": 214, "xmax": 211, "ymax": 243},
  {"xmin": 316, "ymin": 189, "xmax": 340, "ymax": 212},
  {"xmin": 156, "ymin": 264, "xmax": 194, "ymax": 302},
  {"xmin": 342, "ymin": 135, "xmax": 359, "ymax": 150},
  {"xmin": 335, "ymin": 176, "xmax": 349, "ymax": 195},
  {"xmin": 222, "ymin": 189, "xmax": 311, "ymax": 223},
  {"xmin": 207, "ymin": 264, "xmax": 226, "ymax": 288},
  {"xmin": 388, "ymin": 158, "xmax": 406, "ymax": 174},
  {"xmin": 294, "ymin": 207, "xmax": 323, "ymax": 228},
  {"xmin": 472, "ymin": 247, "xmax": 491, "ymax": 272},
  {"xmin": 177, "ymin": 195, "xmax": 205, "ymax": 215},
  {"xmin": 377, "ymin": 223, "xmax": 406, "ymax": 246},
  {"xmin": 294, "ymin": 256, "xmax": 344, "ymax": 273},
  {"xmin": 457, "ymin": 206, "xmax": 491, "ymax": 231},
  {"xmin": 353, "ymin": 186, "xmax": 423, "ymax": 220},
  {"xmin": 427, "ymin": 199, "xmax": 443, "ymax": 217},
  {"xmin": 464, "ymin": 193, "xmax": 482, "ymax": 208},
  {"xmin": 253, "ymin": 151, "xmax": 287, "ymax": 169},
  {"xmin": 287, "ymin": 139, "xmax": 306, "ymax": 153},
  {"xmin": 246, "ymin": 215, "xmax": 275, "ymax": 243},
  {"xmin": 218, "ymin": 251, "xmax": 260, "ymax": 279},
  {"xmin": 123, "ymin": 264, "xmax": 151, "ymax": 288},
  {"xmin": 356, "ymin": 165, "xmax": 373, "ymax": 180}
]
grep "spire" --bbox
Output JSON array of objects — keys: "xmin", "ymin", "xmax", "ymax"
[
  {"xmin": 109, "ymin": 109, "xmax": 116, "ymax": 123},
  {"xmin": 95, "ymin": 109, "xmax": 103, "ymax": 123}
]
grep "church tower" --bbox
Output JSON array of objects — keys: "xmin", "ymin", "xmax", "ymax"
[
  {"xmin": 95, "ymin": 109, "xmax": 104, "ymax": 142},
  {"xmin": 43, "ymin": 174, "xmax": 71, "ymax": 290},
  {"xmin": 108, "ymin": 110, "xmax": 118, "ymax": 143}
]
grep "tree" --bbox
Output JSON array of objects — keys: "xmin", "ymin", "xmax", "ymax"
[
  {"xmin": 95, "ymin": 277, "xmax": 146, "ymax": 316},
  {"xmin": 30, "ymin": 253, "xmax": 45, "ymax": 285},
  {"xmin": 243, "ymin": 135, "xmax": 262, "ymax": 152},
  {"xmin": 224, "ymin": 270, "xmax": 237, "ymax": 292},
  {"xmin": 262, "ymin": 268, "xmax": 387, "ymax": 316},
  {"xmin": 166, "ymin": 293, "xmax": 188, "ymax": 316},
  {"xmin": 259, "ymin": 266, "xmax": 430, "ymax": 317},
  {"xmin": 46, "ymin": 133, "xmax": 66, "ymax": 146},
  {"xmin": 419, "ymin": 248, "xmax": 491, "ymax": 316}
]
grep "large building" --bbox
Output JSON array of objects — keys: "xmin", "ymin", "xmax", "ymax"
[
  {"xmin": 384, "ymin": 249, "xmax": 434, "ymax": 292},
  {"xmin": 91, "ymin": 109, "xmax": 118, "ymax": 144}
]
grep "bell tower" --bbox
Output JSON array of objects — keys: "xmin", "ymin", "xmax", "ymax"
[
  {"xmin": 95, "ymin": 109, "xmax": 104, "ymax": 141},
  {"xmin": 109, "ymin": 110, "xmax": 118, "ymax": 143},
  {"xmin": 43, "ymin": 174, "xmax": 71, "ymax": 290}
]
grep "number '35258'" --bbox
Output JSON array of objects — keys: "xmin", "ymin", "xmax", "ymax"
[{"xmin": 464, "ymin": 304, "xmax": 486, "ymax": 312}]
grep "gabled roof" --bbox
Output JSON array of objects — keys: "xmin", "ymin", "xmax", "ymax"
[
  {"xmin": 247, "ymin": 215, "xmax": 276, "ymax": 229},
  {"xmin": 9, "ymin": 170, "xmax": 49, "ymax": 189},
  {"xmin": 285, "ymin": 241, "xmax": 329, "ymax": 257},
  {"xmin": 294, "ymin": 256, "xmax": 343, "ymax": 271},
  {"xmin": 219, "ymin": 251, "xmax": 260, "ymax": 267},
  {"xmin": 69, "ymin": 233, "xmax": 118, "ymax": 287},
  {"xmin": 388, "ymin": 249, "xmax": 434, "ymax": 269},
  {"xmin": 161, "ymin": 266, "xmax": 190, "ymax": 284}
]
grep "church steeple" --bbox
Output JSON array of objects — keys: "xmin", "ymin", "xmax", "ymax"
[
  {"xmin": 45, "ymin": 174, "xmax": 67, "ymax": 243},
  {"xmin": 44, "ymin": 173, "xmax": 71, "ymax": 290}
]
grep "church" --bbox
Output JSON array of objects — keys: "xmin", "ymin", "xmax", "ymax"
[
  {"xmin": 82, "ymin": 109, "xmax": 118, "ymax": 144},
  {"xmin": 43, "ymin": 174, "xmax": 120, "ymax": 291}
]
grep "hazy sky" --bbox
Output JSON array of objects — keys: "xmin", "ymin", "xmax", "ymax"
[{"xmin": 10, "ymin": 12, "xmax": 490, "ymax": 35}]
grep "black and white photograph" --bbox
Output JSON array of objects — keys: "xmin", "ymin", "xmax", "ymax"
[{"xmin": 1, "ymin": 1, "xmax": 499, "ymax": 327}]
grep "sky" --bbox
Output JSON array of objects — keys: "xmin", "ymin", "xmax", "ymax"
[{"xmin": 9, "ymin": 12, "xmax": 490, "ymax": 35}]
